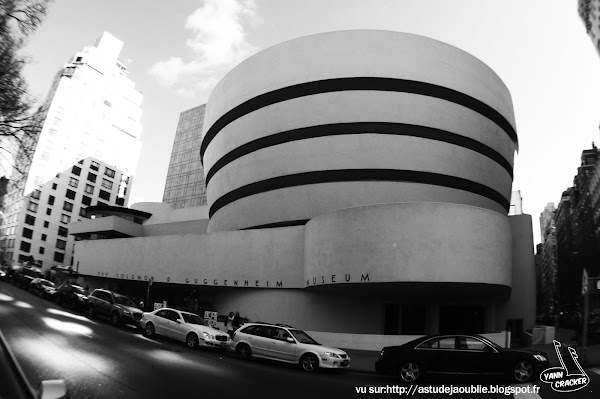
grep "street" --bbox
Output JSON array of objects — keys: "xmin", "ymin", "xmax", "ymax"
[{"xmin": 1, "ymin": 280, "xmax": 600, "ymax": 399}]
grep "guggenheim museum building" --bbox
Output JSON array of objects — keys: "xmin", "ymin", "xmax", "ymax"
[{"xmin": 72, "ymin": 30, "xmax": 536, "ymax": 348}]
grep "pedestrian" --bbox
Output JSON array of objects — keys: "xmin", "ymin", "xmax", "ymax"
[
  {"xmin": 139, "ymin": 300, "xmax": 144, "ymax": 310},
  {"xmin": 233, "ymin": 311, "xmax": 241, "ymax": 329},
  {"xmin": 227, "ymin": 311, "xmax": 235, "ymax": 338}
]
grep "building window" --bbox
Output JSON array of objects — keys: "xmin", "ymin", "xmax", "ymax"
[
  {"xmin": 48, "ymin": 195, "xmax": 55, "ymax": 205},
  {"xmin": 104, "ymin": 168, "xmax": 115, "ymax": 178},
  {"xmin": 43, "ymin": 221, "xmax": 49, "ymax": 228},
  {"xmin": 24, "ymin": 215, "xmax": 35, "ymax": 226},
  {"xmin": 41, "ymin": 234, "xmax": 47, "ymax": 241},
  {"xmin": 27, "ymin": 201, "xmax": 38, "ymax": 213},
  {"xmin": 84, "ymin": 184, "xmax": 94, "ymax": 194},
  {"xmin": 87, "ymin": 172, "xmax": 97, "ymax": 183},
  {"xmin": 56, "ymin": 239, "xmax": 66, "ymax": 250},
  {"xmin": 90, "ymin": 161, "xmax": 100, "ymax": 171},
  {"xmin": 79, "ymin": 207, "xmax": 87, "ymax": 217},
  {"xmin": 69, "ymin": 177, "xmax": 79, "ymax": 188},
  {"xmin": 101, "ymin": 178, "xmax": 113, "ymax": 190},
  {"xmin": 46, "ymin": 208, "xmax": 52, "ymax": 216},
  {"xmin": 22, "ymin": 228, "xmax": 33, "ymax": 239},
  {"xmin": 39, "ymin": 247, "xmax": 45, "ymax": 255},
  {"xmin": 81, "ymin": 196, "xmax": 91, "ymax": 206},
  {"xmin": 72, "ymin": 165, "xmax": 81, "ymax": 176},
  {"xmin": 53, "ymin": 252, "xmax": 64, "ymax": 263},
  {"xmin": 63, "ymin": 201, "xmax": 73, "ymax": 212},
  {"xmin": 20, "ymin": 241, "xmax": 31, "ymax": 253},
  {"xmin": 60, "ymin": 214, "xmax": 71, "ymax": 224},
  {"xmin": 52, "ymin": 183, "xmax": 57, "ymax": 190},
  {"xmin": 115, "ymin": 197, "xmax": 125, "ymax": 206},
  {"xmin": 31, "ymin": 190, "xmax": 41, "ymax": 200},
  {"xmin": 96, "ymin": 201, "xmax": 107, "ymax": 206},
  {"xmin": 66, "ymin": 189, "xmax": 76, "ymax": 200},
  {"xmin": 58, "ymin": 227, "xmax": 68, "ymax": 237},
  {"xmin": 99, "ymin": 190, "xmax": 111, "ymax": 201}
]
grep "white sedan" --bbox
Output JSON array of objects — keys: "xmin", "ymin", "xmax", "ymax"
[{"xmin": 140, "ymin": 307, "xmax": 230, "ymax": 349}]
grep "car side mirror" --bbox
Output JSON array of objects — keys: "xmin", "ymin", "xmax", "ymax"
[
  {"xmin": 286, "ymin": 337, "xmax": 294, "ymax": 343},
  {"xmin": 37, "ymin": 379, "xmax": 69, "ymax": 399}
]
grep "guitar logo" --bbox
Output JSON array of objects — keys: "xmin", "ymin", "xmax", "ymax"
[{"xmin": 540, "ymin": 340, "xmax": 589, "ymax": 392}]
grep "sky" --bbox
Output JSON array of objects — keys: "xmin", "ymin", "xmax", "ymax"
[{"xmin": 19, "ymin": 0, "xmax": 600, "ymax": 245}]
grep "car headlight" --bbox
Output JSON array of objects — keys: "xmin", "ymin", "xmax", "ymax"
[
  {"xmin": 533, "ymin": 354, "xmax": 547, "ymax": 362},
  {"xmin": 203, "ymin": 332, "xmax": 214, "ymax": 340},
  {"xmin": 324, "ymin": 351, "xmax": 341, "ymax": 358},
  {"xmin": 123, "ymin": 310, "xmax": 131, "ymax": 315}
]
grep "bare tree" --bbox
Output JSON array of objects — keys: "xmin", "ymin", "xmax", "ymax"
[{"xmin": 0, "ymin": 0, "xmax": 52, "ymax": 188}]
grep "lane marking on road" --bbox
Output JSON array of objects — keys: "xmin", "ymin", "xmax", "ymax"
[{"xmin": 512, "ymin": 383, "xmax": 541, "ymax": 399}]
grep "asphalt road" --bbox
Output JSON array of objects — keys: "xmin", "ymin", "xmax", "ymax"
[{"xmin": 2, "ymin": 280, "xmax": 600, "ymax": 399}]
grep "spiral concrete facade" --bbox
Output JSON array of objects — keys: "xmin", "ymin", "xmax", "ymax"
[
  {"xmin": 75, "ymin": 31, "xmax": 537, "ymax": 341},
  {"xmin": 201, "ymin": 30, "xmax": 518, "ymax": 232}
]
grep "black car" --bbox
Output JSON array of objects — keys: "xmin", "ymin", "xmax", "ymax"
[
  {"xmin": 375, "ymin": 334, "xmax": 549, "ymax": 383},
  {"xmin": 54, "ymin": 281, "xmax": 88, "ymax": 310},
  {"xmin": 12, "ymin": 266, "xmax": 43, "ymax": 289}
]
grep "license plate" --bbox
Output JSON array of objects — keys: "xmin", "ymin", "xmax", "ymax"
[{"xmin": 219, "ymin": 342, "xmax": 228, "ymax": 346}]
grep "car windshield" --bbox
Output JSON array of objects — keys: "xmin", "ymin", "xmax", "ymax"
[
  {"xmin": 181, "ymin": 313, "xmax": 205, "ymax": 325},
  {"xmin": 114, "ymin": 295, "xmax": 135, "ymax": 307},
  {"xmin": 289, "ymin": 329, "xmax": 320, "ymax": 345},
  {"xmin": 475, "ymin": 336, "xmax": 501, "ymax": 350}
]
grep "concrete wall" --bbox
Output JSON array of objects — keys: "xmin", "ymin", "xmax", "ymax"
[
  {"xmin": 75, "ymin": 226, "xmax": 305, "ymax": 288},
  {"xmin": 304, "ymin": 202, "xmax": 512, "ymax": 289},
  {"xmin": 214, "ymin": 288, "xmax": 383, "ymax": 334},
  {"xmin": 202, "ymin": 30, "xmax": 517, "ymax": 232},
  {"xmin": 496, "ymin": 214, "xmax": 537, "ymax": 330}
]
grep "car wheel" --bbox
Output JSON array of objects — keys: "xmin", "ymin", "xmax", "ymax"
[
  {"xmin": 399, "ymin": 362, "xmax": 421, "ymax": 383},
  {"xmin": 88, "ymin": 306, "xmax": 95, "ymax": 318},
  {"xmin": 236, "ymin": 344, "xmax": 251, "ymax": 360},
  {"xmin": 111, "ymin": 312, "xmax": 121, "ymax": 326},
  {"xmin": 186, "ymin": 333, "xmax": 199, "ymax": 349},
  {"xmin": 300, "ymin": 353, "xmax": 319, "ymax": 372},
  {"xmin": 513, "ymin": 360, "xmax": 533, "ymax": 383},
  {"xmin": 145, "ymin": 323, "xmax": 155, "ymax": 338}
]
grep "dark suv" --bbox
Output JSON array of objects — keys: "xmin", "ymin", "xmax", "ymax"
[
  {"xmin": 12, "ymin": 266, "xmax": 43, "ymax": 289},
  {"xmin": 55, "ymin": 281, "xmax": 88, "ymax": 310},
  {"xmin": 87, "ymin": 289, "xmax": 143, "ymax": 326}
]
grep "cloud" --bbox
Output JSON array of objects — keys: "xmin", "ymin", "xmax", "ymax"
[{"xmin": 148, "ymin": 0, "xmax": 257, "ymax": 99}]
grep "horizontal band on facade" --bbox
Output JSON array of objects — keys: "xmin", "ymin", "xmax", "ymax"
[
  {"xmin": 200, "ymin": 77, "xmax": 518, "ymax": 163},
  {"xmin": 241, "ymin": 219, "xmax": 310, "ymax": 230},
  {"xmin": 204, "ymin": 122, "xmax": 514, "ymax": 186},
  {"xmin": 208, "ymin": 169, "xmax": 511, "ymax": 218}
]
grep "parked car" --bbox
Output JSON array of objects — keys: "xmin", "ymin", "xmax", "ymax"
[
  {"xmin": 54, "ymin": 281, "xmax": 88, "ymax": 310},
  {"xmin": 0, "ymin": 329, "xmax": 69, "ymax": 399},
  {"xmin": 230, "ymin": 322, "xmax": 350, "ymax": 372},
  {"xmin": 12, "ymin": 266, "xmax": 43, "ymax": 289},
  {"xmin": 87, "ymin": 289, "xmax": 143, "ymax": 326},
  {"xmin": 0, "ymin": 268, "xmax": 8, "ymax": 281},
  {"xmin": 29, "ymin": 278, "xmax": 56, "ymax": 298},
  {"xmin": 140, "ymin": 307, "xmax": 230, "ymax": 349},
  {"xmin": 375, "ymin": 334, "xmax": 548, "ymax": 383}
]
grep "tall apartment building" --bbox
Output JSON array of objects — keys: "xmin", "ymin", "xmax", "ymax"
[
  {"xmin": 2, "ymin": 157, "xmax": 131, "ymax": 266},
  {"xmin": 0, "ymin": 32, "xmax": 142, "ymax": 267},
  {"xmin": 539, "ymin": 203, "xmax": 558, "ymax": 314},
  {"xmin": 162, "ymin": 104, "xmax": 207, "ymax": 209},
  {"xmin": 554, "ymin": 144, "xmax": 600, "ymax": 309},
  {"xmin": 578, "ymin": 0, "xmax": 600, "ymax": 57}
]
